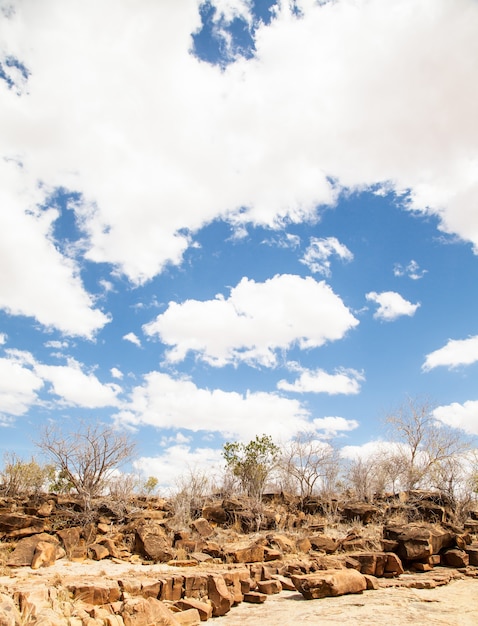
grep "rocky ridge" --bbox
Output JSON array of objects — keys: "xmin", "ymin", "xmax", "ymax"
[{"xmin": 1, "ymin": 490, "xmax": 478, "ymax": 625}]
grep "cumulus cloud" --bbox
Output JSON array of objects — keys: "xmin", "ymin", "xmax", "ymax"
[
  {"xmin": 0, "ymin": 0, "xmax": 477, "ymax": 293},
  {"xmin": 133, "ymin": 445, "xmax": 224, "ymax": 493},
  {"xmin": 34, "ymin": 358, "xmax": 121, "ymax": 408},
  {"xmin": 0, "ymin": 356, "xmax": 44, "ymax": 417},
  {"xmin": 278, "ymin": 366, "xmax": 364, "ymax": 394},
  {"xmin": 366, "ymin": 291, "xmax": 420, "ymax": 321},
  {"xmin": 110, "ymin": 367, "xmax": 123, "ymax": 380},
  {"xmin": 300, "ymin": 237, "xmax": 353, "ymax": 276},
  {"xmin": 144, "ymin": 274, "xmax": 358, "ymax": 367},
  {"xmin": 312, "ymin": 416, "xmax": 359, "ymax": 437},
  {"xmin": 422, "ymin": 335, "xmax": 478, "ymax": 371},
  {"xmin": 114, "ymin": 370, "xmax": 312, "ymax": 442},
  {"xmin": 0, "ymin": 160, "xmax": 109, "ymax": 338},
  {"xmin": 433, "ymin": 400, "xmax": 478, "ymax": 435}
]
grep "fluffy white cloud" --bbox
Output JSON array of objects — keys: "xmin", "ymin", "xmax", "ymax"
[
  {"xmin": 110, "ymin": 367, "xmax": 123, "ymax": 380},
  {"xmin": 115, "ymin": 370, "xmax": 312, "ymax": 442},
  {"xmin": 340, "ymin": 440, "xmax": 400, "ymax": 461},
  {"xmin": 34, "ymin": 358, "xmax": 121, "ymax": 408},
  {"xmin": 144, "ymin": 274, "xmax": 358, "ymax": 367},
  {"xmin": 312, "ymin": 416, "xmax": 359, "ymax": 436},
  {"xmin": 0, "ymin": 356, "xmax": 44, "ymax": 417},
  {"xmin": 423, "ymin": 335, "xmax": 478, "ymax": 371},
  {"xmin": 133, "ymin": 445, "xmax": 224, "ymax": 493},
  {"xmin": 366, "ymin": 291, "xmax": 420, "ymax": 321},
  {"xmin": 433, "ymin": 400, "xmax": 478, "ymax": 435},
  {"xmin": 300, "ymin": 237, "xmax": 353, "ymax": 276},
  {"xmin": 278, "ymin": 366, "xmax": 364, "ymax": 394},
  {"xmin": 0, "ymin": 0, "xmax": 477, "ymax": 290},
  {"xmin": 0, "ymin": 160, "xmax": 109, "ymax": 337}
]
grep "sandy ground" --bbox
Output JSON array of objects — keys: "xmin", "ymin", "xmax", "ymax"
[
  {"xmin": 215, "ymin": 579, "xmax": 478, "ymax": 626},
  {"xmin": 2, "ymin": 560, "xmax": 478, "ymax": 626}
]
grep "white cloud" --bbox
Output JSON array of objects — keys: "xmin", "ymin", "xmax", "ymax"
[
  {"xmin": 423, "ymin": 335, "xmax": 478, "ymax": 371},
  {"xmin": 366, "ymin": 291, "xmax": 420, "ymax": 321},
  {"xmin": 0, "ymin": 0, "xmax": 476, "ymax": 289},
  {"xmin": 0, "ymin": 333, "xmax": 7, "ymax": 345},
  {"xmin": 110, "ymin": 367, "xmax": 123, "ymax": 380},
  {"xmin": 393, "ymin": 259, "xmax": 427, "ymax": 280},
  {"xmin": 34, "ymin": 358, "xmax": 121, "ymax": 409},
  {"xmin": 0, "ymin": 159, "xmax": 109, "ymax": 338},
  {"xmin": 144, "ymin": 274, "xmax": 358, "ymax": 367},
  {"xmin": 433, "ymin": 400, "xmax": 478, "ymax": 435},
  {"xmin": 115, "ymin": 371, "xmax": 312, "ymax": 442},
  {"xmin": 278, "ymin": 366, "xmax": 364, "ymax": 394},
  {"xmin": 123, "ymin": 332, "xmax": 142, "ymax": 347},
  {"xmin": 312, "ymin": 416, "xmax": 359, "ymax": 437},
  {"xmin": 133, "ymin": 445, "xmax": 224, "ymax": 493},
  {"xmin": 0, "ymin": 356, "xmax": 44, "ymax": 416},
  {"xmin": 300, "ymin": 237, "xmax": 353, "ymax": 276},
  {"xmin": 340, "ymin": 440, "xmax": 400, "ymax": 461}
]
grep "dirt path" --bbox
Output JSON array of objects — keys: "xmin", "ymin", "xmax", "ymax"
[{"xmin": 216, "ymin": 579, "xmax": 478, "ymax": 626}]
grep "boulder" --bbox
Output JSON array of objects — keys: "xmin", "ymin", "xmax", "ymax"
[
  {"xmin": 7, "ymin": 534, "xmax": 60, "ymax": 567},
  {"xmin": 207, "ymin": 575, "xmax": 233, "ymax": 617},
  {"xmin": 223, "ymin": 541, "xmax": 264, "ymax": 563},
  {"xmin": 0, "ymin": 513, "xmax": 46, "ymax": 537},
  {"xmin": 135, "ymin": 523, "xmax": 174, "ymax": 562},
  {"xmin": 31, "ymin": 541, "xmax": 60, "ymax": 569},
  {"xmin": 174, "ymin": 599, "xmax": 212, "ymax": 621},
  {"xmin": 383, "ymin": 523, "xmax": 455, "ymax": 562},
  {"xmin": 173, "ymin": 609, "xmax": 201, "ymax": 626},
  {"xmin": 292, "ymin": 569, "xmax": 367, "ymax": 600},
  {"xmin": 442, "ymin": 549, "xmax": 469, "ymax": 568},
  {"xmin": 191, "ymin": 519, "xmax": 214, "ymax": 538},
  {"xmin": 256, "ymin": 580, "xmax": 282, "ymax": 595},
  {"xmin": 308, "ymin": 535, "xmax": 339, "ymax": 554},
  {"xmin": 122, "ymin": 597, "xmax": 181, "ymax": 626}
]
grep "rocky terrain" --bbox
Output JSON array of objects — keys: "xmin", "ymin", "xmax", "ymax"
[{"xmin": 1, "ymin": 490, "xmax": 478, "ymax": 625}]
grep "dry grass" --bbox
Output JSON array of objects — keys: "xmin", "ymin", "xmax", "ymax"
[{"xmin": 0, "ymin": 541, "xmax": 14, "ymax": 577}]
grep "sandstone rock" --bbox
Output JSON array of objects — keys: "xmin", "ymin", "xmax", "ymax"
[
  {"xmin": 174, "ymin": 599, "xmax": 212, "ymax": 621},
  {"xmin": 0, "ymin": 593, "xmax": 21, "ymax": 626},
  {"xmin": 442, "ymin": 549, "xmax": 469, "ymax": 568},
  {"xmin": 256, "ymin": 580, "xmax": 282, "ymax": 595},
  {"xmin": 66, "ymin": 580, "xmax": 121, "ymax": 605},
  {"xmin": 191, "ymin": 518, "xmax": 214, "ymax": 538},
  {"xmin": 308, "ymin": 535, "xmax": 338, "ymax": 554},
  {"xmin": 346, "ymin": 552, "xmax": 403, "ymax": 577},
  {"xmin": 201, "ymin": 505, "xmax": 227, "ymax": 525},
  {"xmin": 207, "ymin": 575, "xmax": 233, "ymax": 617},
  {"xmin": 222, "ymin": 569, "xmax": 249, "ymax": 604},
  {"xmin": 271, "ymin": 574, "xmax": 296, "ymax": 591},
  {"xmin": 57, "ymin": 528, "xmax": 82, "ymax": 555},
  {"xmin": 7, "ymin": 533, "xmax": 60, "ymax": 567},
  {"xmin": 159, "ymin": 576, "xmax": 184, "ymax": 602},
  {"xmin": 173, "ymin": 609, "xmax": 201, "ymax": 626},
  {"xmin": 135, "ymin": 523, "xmax": 174, "ymax": 562},
  {"xmin": 36, "ymin": 502, "xmax": 54, "ymax": 517},
  {"xmin": 34, "ymin": 608, "xmax": 68, "ymax": 626},
  {"xmin": 183, "ymin": 574, "xmax": 208, "ymax": 600},
  {"xmin": 31, "ymin": 541, "xmax": 58, "ymax": 569},
  {"xmin": 292, "ymin": 568, "xmax": 367, "ymax": 600},
  {"xmin": 243, "ymin": 592, "xmax": 267, "ymax": 603},
  {"xmin": 0, "ymin": 513, "xmax": 46, "ymax": 537},
  {"xmin": 341, "ymin": 503, "xmax": 379, "ymax": 524},
  {"xmin": 466, "ymin": 547, "xmax": 478, "ymax": 566},
  {"xmin": 15, "ymin": 586, "xmax": 51, "ymax": 618},
  {"xmin": 223, "ymin": 541, "xmax": 264, "ymax": 563},
  {"xmin": 383, "ymin": 523, "xmax": 455, "ymax": 562},
  {"xmin": 266, "ymin": 533, "xmax": 296, "ymax": 553},
  {"xmin": 88, "ymin": 543, "xmax": 110, "ymax": 561},
  {"xmin": 122, "ymin": 597, "xmax": 181, "ymax": 626}
]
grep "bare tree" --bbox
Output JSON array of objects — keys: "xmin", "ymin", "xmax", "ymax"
[
  {"xmin": 37, "ymin": 421, "xmax": 136, "ymax": 509},
  {"xmin": 385, "ymin": 396, "xmax": 471, "ymax": 492},
  {"xmin": 280, "ymin": 433, "xmax": 340, "ymax": 499}
]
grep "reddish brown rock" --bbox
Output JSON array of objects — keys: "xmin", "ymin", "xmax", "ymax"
[
  {"xmin": 223, "ymin": 541, "xmax": 264, "ymax": 563},
  {"xmin": 66, "ymin": 580, "xmax": 121, "ymax": 605},
  {"xmin": 256, "ymin": 579, "xmax": 282, "ymax": 595},
  {"xmin": 207, "ymin": 575, "xmax": 233, "ymax": 617},
  {"xmin": 7, "ymin": 534, "xmax": 60, "ymax": 567},
  {"xmin": 243, "ymin": 591, "xmax": 267, "ymax": 604},
  {"xmin": 174, "ymin": 599, "xmax": 212, "ymax": 622},
  {"xmin": 31, "ymin": 541, "xmax": 59, "ymax": 569},
  {"xmin": 135, "ymin": 523, "xmax": 173, "ymax": 562},
  {"xmin": 122, "ymin": 597, "xmax": 180, "ymax": 626},
  {"xmin": 191, "ymin": 518, "xmax": 214, "ymax": 538},
  {"xmin": 442, "ymin": 549, "xmax": 469, "ymax": 568},
  {"xmin": 292, "ymin": 569, "xmax": 367, "ymax": 600}
]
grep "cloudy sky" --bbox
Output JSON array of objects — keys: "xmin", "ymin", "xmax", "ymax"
[{"xmin": 1, "ymin": 0, "xmax": 477, "ymax": 489}]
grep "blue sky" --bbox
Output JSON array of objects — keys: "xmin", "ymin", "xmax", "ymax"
[{"xmin": 1, "ymin": 0, "xmax": 478, "ymax": 488}]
